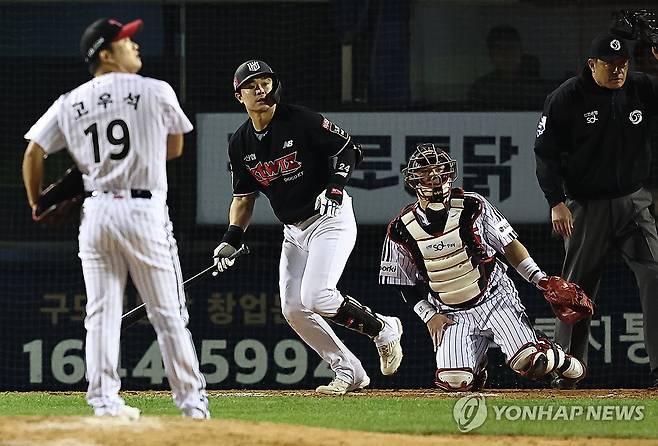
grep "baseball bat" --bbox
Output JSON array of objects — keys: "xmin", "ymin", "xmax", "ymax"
[{"xmin": 120, "ymin": 244, "xmax": 250, "ymax": 331}]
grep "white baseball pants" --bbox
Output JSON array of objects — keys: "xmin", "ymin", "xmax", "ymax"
[{"xmin": 79, "ymin": 193, "xmax": 208, "ymax": 416}]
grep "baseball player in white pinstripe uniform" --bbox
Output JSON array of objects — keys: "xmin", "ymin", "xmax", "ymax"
[
  {"xmin": 379, "ymin": 144, "xmax": 586, "ymax": 390},
  {"xmin": 22, "ymin": 18, "xmax": 208, "ymax": 419}
]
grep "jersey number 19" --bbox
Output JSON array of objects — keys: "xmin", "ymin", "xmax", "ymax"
[{"xmin": 83, "ymin": 119, "xmax": 131, "ymax": 163}]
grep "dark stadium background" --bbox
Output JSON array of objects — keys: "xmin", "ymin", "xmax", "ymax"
[{"xmin": 1, "ymin": 0, "xmax": 657, "ymax": 390}]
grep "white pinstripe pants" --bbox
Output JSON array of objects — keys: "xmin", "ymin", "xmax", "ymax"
[
  {"xmin": 435, "ymin": 274, "xmax": 538, "ymax": 373},
  {"xmin": 79, "ymin": 194, "xmax": 207, "ymax": 416}
]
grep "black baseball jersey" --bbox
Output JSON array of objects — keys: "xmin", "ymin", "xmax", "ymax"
[
  {"xmin": 228, "ymin": 103, "xmax": 352, "ymax": 224},
  {"xmin": 534, "ymin": 67, "xmax": 658, "ymax": 207}
]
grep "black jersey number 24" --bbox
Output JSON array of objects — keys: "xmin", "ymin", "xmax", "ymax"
[{"xmin": 83, "ymin": 119, "xmax": 130, "ymax": 163}]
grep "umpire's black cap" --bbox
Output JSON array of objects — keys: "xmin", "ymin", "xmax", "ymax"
[
  {"xmin": 80, "ymin": 18, "xmax": 143, "ymax": 63},
  {"xmin": 590, "ymin": 33, "xmax": 629, "ymax": 62}
]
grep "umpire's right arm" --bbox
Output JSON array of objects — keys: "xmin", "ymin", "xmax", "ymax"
[{"xmin": 534, "ymin": 92, "xmax": 572, "ymax": 237}]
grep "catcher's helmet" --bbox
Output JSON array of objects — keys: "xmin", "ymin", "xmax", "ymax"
[
  {"xmin": 403, "ymin": 143, "xmax": 457, "ymax": 206},
  {"xmin": 233, "ymin": 60, "xmax": 281, "ymax": 103}
]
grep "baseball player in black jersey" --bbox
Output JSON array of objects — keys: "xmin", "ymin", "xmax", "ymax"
[
  {"xmin": 535, "ymin": 34, "xmax": 658, "ymax": 389},
  {"xmin": 212, "ymin": 60, "xmax": 403, "ymax": 394},
  {"xmin": 379, "ymin": 144, "xmax": 586, "ymax": 391}
]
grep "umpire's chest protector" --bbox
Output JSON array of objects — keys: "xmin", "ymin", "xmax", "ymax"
[{"xmin": 397, "ymin": 195, "xmax": 494, "ymax": 307}]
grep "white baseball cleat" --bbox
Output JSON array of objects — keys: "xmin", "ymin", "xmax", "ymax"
[
  {"xmin": 375, "ymin": 316, "xmax": 403, "ymax": 375},
  {"xmin": 97, "ymin": 405, "xmax": 141, "ymax": 421},
  {"xmin": 315, "ymin": 376, "xmax": 370, "ymax": 395}
]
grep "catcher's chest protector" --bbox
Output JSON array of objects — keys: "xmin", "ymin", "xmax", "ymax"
[{"xmin": 399, "ymin": 197, "xmax": 493, "ymax": 306}]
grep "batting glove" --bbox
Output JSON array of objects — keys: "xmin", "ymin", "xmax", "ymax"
[
  {"xmin": 212, "ymin": 242, "xmax": 236, "ymax": 276},
  {"xmin": 315, "ymin": 187, "xmax": 344, "ymax": 217}
]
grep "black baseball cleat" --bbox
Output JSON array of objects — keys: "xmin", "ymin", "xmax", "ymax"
[{"xmin": 551, "ymin": 376, "xmax": 579, "ymax": 390}]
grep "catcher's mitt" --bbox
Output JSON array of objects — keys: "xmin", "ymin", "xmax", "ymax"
[
  {"xmin": 538, "ymin": 276, "xmax": 594, "ymax": 325},
  {"xmin": 611, "ymin": 9, "xmax": 658, "ymax": 47},
  {"xmin": 33, "ymin": 166, "xmax": 85, "ymax": 227}
]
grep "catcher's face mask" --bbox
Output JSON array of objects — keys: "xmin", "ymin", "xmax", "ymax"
[{"xmin": 403, "ymin": 144, "xmax": 457, "ymax": 208}]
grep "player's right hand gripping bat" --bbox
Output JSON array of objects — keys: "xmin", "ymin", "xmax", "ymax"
[
  {"xmin": 538, "ymin": 276, "xmax": 594, "ymax": 325},
  {"xmin": 120, "ymin": 243, "xmax": 250, "ymax": 331}
]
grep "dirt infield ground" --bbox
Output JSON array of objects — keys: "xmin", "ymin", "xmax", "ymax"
[
  {"xmin": 200, "ymin": 388, "xmax": 658, "ymax": 399},
  {"xmin": 2, "ymin": 416, "xmax": 657, "ymax": 446},
  {"xmin": 1, "ymin": 389, "xmax": 656, "ymax": 446}
]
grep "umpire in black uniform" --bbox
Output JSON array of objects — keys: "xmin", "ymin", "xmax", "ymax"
[{"xmin": 534, "ymin": 33, "xmax": 658, "ymax": 389}]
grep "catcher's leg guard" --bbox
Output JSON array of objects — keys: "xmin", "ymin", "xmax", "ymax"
[
  {"xmin": 509, "ymin": 332, "xmax": 586, "ymax": 382},
  {"xmin": 554, "ymin": 354, "xmax": 587, "ymax": 382},
  {"xmin": 536, "ymin": 331, "xmax": 586, "ymax": 382},
  {"xmin": 508, "ymin": 341, "xmax": 551, "ymax": 379},
  {"xmin": 435, "ymin": 367, "xmax": 478, "ymax": 391},
  {"xmin": 327, "ymin": 295, "xmax": 384, "ymax": 338}
]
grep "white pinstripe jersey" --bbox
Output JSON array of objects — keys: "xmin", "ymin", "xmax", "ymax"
[
  {"xmin": 379, "ymin": 191, "xmax": 518, "ymax": 311},
  {"xmin": 25, "ymin": 72, "xmax": 192, "ymax": 194}
]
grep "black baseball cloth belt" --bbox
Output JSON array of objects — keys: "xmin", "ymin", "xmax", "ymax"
[{"xmin": 84, "ymin": 189, "xmax": 152, "ymax": 199}]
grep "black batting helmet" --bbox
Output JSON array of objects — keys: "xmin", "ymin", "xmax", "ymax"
[{"xmin": 233, "ymin": 60, "xmax": 282, "ymax": 103}]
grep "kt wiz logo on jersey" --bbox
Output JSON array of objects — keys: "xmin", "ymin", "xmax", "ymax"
[{"xmin": 248, "ymin": 152, "xmax": 302, "ymax": 186}]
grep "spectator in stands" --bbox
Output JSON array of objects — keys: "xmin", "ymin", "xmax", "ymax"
[
  {"xmin": 534, "ymin": 34, "xmax": 658, "ymax": 389},
  {"xmin": 468, "ymin": 25, "xmax": 550, "ymax": 110}
]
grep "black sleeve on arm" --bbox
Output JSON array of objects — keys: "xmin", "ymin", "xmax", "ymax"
[
  {"xmin": 534, "ymin": 93, "xmax": 567, "ymax": 208},
  {"xmin": 303, "ymin": 109, "xmax": 352, "ymax": 158},
  {"xmin": 228, "ymin": 134, "xmax": 260, "ymax": 195},
  {"xmin": 327, "ymin": 144, "xmax": 357, "ymax": 191}
]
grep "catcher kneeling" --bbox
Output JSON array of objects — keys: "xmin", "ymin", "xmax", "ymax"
[{"xmin": 379, "ymin": 144, "xmax": 594, "ymax": 391}]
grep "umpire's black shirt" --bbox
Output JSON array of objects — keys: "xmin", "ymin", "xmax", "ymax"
[
  {"xmin": 228, "ymin": 103, "xmax": 352, "ymax": 224},
  {"xmin": 534, "ymin": 66, "xmax": 658, "ymax": 207}
]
